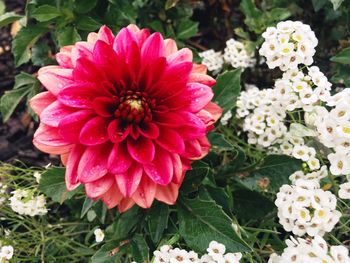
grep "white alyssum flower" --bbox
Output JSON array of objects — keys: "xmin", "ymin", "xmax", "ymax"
[
  {"xmin": 0, "ymin": 245, "xmax": 14, "ymax": 260},
  {"xmin": 151, "ymin": 242, "xmax": 242, "ymax": 263},
  {"xmin": 259, "ymin": 20, "xmax": 318, "ymax": 71},
  {"xmin": 268, "ymin": 235, "xmax": 350, "ymax": 263},
  {"xmin": 9, "ymin": 189, "xmax": 48, "ymax": 217},
  {"xmin": 220, "ymin": 111, "xmax": 232, "ymax": 126},
  {"xmin": 199, "ymin": 49, "xmax": 224, "ymax": 74},
  {"xmin": 93, "ymin": 228, "xmax": 105, "ymax": 243},
  {"xmin": 0, "ymin": 183, "xmax": 8, "ymax": 206},
  {"xmin": 339, "ymin": 182, "xmax": 350, "ymax": 199},
  {"xmin": 224, "ymin": 39, "xmax": 255, "ymax": 69},
  {"xmin": 275, "ymin": 179, "xmax": 341, "ymax": 236},
  {"xmin": 289, "ymin": 166, "xmax": 328, "ymax": 183}
]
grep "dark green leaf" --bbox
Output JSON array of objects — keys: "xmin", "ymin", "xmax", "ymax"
[
  {"xmin": 81, "ymin": 197, "xmax": 95, "ymax": 218},
  {"xmin": 176, "ymin": 19, "xmax": 198, "ymax": 39},
  {"xmin": 39, "ymin": 167, "xmax": 81, "ymax": 204},
  {"xmin": 329, "ymin": 0, "xmax": 344, "ymax": 10},
  {"xmin": 0, "ymin": 87, "xmax": 30, "ymax": 122},
  {"xmin": 165, "ymin": 0, "xmax": 180, "ymax": 10},
  {"xmin": 31, "ymin": 42, "xmax": 55, "ymax": 66},
  {"xmin": 232, "ymin": 189, "xmax": 275, "ymax": 220},
  {"xmin": 55, "ymin": 26, "xmax": 81, "ymax": 47},
  {"xmin": 178, "ymin": 195, "xmax": 250, "ymax": 253},
  {"xmin": 147, "ymin": 202, "xmax": 169, "ymax": 244},
  {"xmin": 240, "ymin": 155, "xmax": 302, "ymax": 192},
  {"xmin": 0, "ymin": 12, "xmax": 22, "ymax": 27},
  {"xmin": 74, "ymin": 0, "xmax": 98, "ymax": 13},
  {"xmin": 131, "ymin": 234, "xmax": 149, "ymax": 263},
  {"xmin": 32, "ymin": 5, "xmax": 61, "ymax": 22},
  {"xmin": 331, "ymin": 47, "xmax": 350, "ymax": 64},
  {"xmin": 181, "ymin": 161, "xmax": 211, "ymax": 194},
  {"xmin": 312, "ymin": 0, "xmax": 328, "ymax": 11},
  {"xmin": 213, "ymin": 69, "xmax": 242, "ymax": 113},
  {"xmin": 76, "ymin": 16, "xmax": 101, "ymax": 31},
  {"xmin": 12, "ymin": 25, "xmax": 47, "ymax": 66},
  {"xmin": 91, "ymin": 241, "xmax": 126, "ymax": 263},
  {"xmin": 13, "ymin": 72, "xmax": 37, "ymax": 89},
  {"xmin": 208, "ymin": 132, "xmax": 234, "ymax": 151}
]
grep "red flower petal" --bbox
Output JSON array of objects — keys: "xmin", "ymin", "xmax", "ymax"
[
  {"xmin": 156, "ymin": 127, "xmax": 185, "ymax": 154},
  {"xmin": 144, "ymin": 146, "xmax": 173, "ymax": 185},
  {"xmin": 141, "ymin": 32, "xmax": 165, "ymax": 62},
  {"xmin": 85, "ymin": 175, "xmax": 115, "ymax": 198},
  {"xmin": 155, "ymin": 182, "xmax": 179, "ymax": 205},
  {"xmin": 101, "ymin": 184, "xmax": 123, "ymax": 209},
  {"xmin": 137, "ymin": 122, "xmax": 159, "ymax": 139},
  {"xmin": 80, "ymin": 116, "xmax": 110, "ymax": 145},
  {"xmin": 108, "ymin": 143, "xmax": 133, "ymax": 174},
  {"xmin": 93, "ymin": 97, "xmax": 116, "ymax": 117},
  {"xmin": 65, "ymin": 144, "xmax": 85, "ymax": 190},
  {"xmin": 131, "ymin": 175, "xmax": 156, "ymax": 209},
  {"xmin": 30, "ymin": 91, "xmax": 56, "ymax": 116},
  {"xmin": 107, "ymin": 119, "xmax": 130, "ymax": 143},
  {"xmin": 115, "ymin": 164, "xmax": 143, "ymax": 197},
  {"xmin": 127, "ymin": 136, "xmax": 155, "ymax": 164},
  {"xmin": 40, "ymin": 101, "xmax": 75, "ymax": 127},
  {"xmin": 37, "ymin": 66, "xmax": 73, "ymax": 95},
  {"xmin": 118, "ymin": 198, "xmax": 135, "ymax": 212}
]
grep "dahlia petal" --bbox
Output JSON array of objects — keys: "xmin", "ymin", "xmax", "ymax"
[
  {"xmin": 155, "ymin": 183, "xmax": 179, "ymax": 205},
  {"xmin": 161, "ymin": 61, "xmax": 192, "ymax": 83},
  {"xmin": 192, "ymin": 63, "xmax": 207, "ymax": 74},
  {"xmin": 29, "ymin": 91, "xmax": 56, "ymax": 116},
  {"xmin": 171, "ymin": 154, "xmax": 185, "ymax": 184},
  {"xmin": 97, "ymin": 25, "xmax": 114, "ymax": 45},
  {"xmin": 183, "ymin": 83, "xmax": 214, "ymax": 112},
  {"xmin": 73, "ymin": 58, "xmax": 106, "ymax": 82},
  {"xmin": 164, "ymin": 39, "xmax": 178, "ymax": 56},
  {"xmin": 87, "ymin": 32, "xmax": 98, "ymax": 44},
  {"xmin": 80, "ymin": 116, "xmax": 110, "ymax": 145},
  {"xmin": 203, "ymin": 102, "xmax": 223, "ymax": 125},
  {"xmin": 40, "ymin": 101, "xmax": 75, "ymax": 127},
  {"xmin": 167, "ymin": 48, "xmax": 192, "ymax": 64},
  {"xmin": 155, "ymin": 112, "xmax": 185, "ymax": 127},
  {"xmin": 108, "ymin": 143, "xmax": 133, "ymax": 174},
  {"xmin": 131, "ymin": 175, "xmax": 156, "ymax": 209},
  {"xmin": 78, "ymin": 144, "xmax": 111, "ymax": 183},
  {"xmin": 93, "ymin": 97, "xmax": 116, "ymax": 117},
  {"xmin": 156, "ymin": 127, "xmax": 185, "ymax": 154},
  {"xmin": 141, "ymin": 32, "xmax": 165, "ymax": 62},
  {"xmin": 183, "ymin": 139, "xmax": 203, "ymax": 159},
  {"xmin": 56, "ymin": 45, "xmax": 73, "ymax": 68},
  {"xmin": 144, "ymin": 146, "xmax": 173, "ymax": 185},
  {"xmin": 58, "ymin": 83, "xmax": 107, "ymax": 109},
  {"xmin": 71, "ymin": 42, "xmax": 94, "ymax": 67},
  {"xmin": 127, "ymin": 136, "xmax": 155, "ymax": 164},
  {"xmin": 113, "ymin": 27, "xmax": 138, "ymax": 56},
  {"xmin": 101, "ymin": 184, "xmax": 123, "ymax": 209},
  {"xmin": 115, "ymin": 164, "xmax": 143, "ymax": 197},
  {"xmin": 58, "ymin": 110, "xmax": 95, "ymax": 143},
  {"xmin": 189, "ymin": 73, "xmax": 216, "ymax": 87},
  {"xmin": 85, "ymin": 175, "xmax": 114, "ymax": 198},
  {"xmin": 33, "ymin": 124, "xmax": 72, "ymax": 154},
  {"xmin": 37, "ymin": 66, "xmax": 73, "ymax": 95},
  {"xmin": 177, "ymin": 111, "xmax": 207, "ymax": 139},
  {"xmin": 108, "ymin": 120, "xmax": 130, "ymax": 143},
  {"xmin": 118, "ymin": 198, "xmax": 135, "ymax": 212},
  {"xmin": 66, "ymin": 145, "xmax": 85, "ymax": 190},
  {"xmin": 127, "ymin": 25, "xmax": 150, "ymax": 46},
  {"xmin": 137, "ymin": 122, "xmax": 159, "ymax": 139},
  {"xmin": 61, "ymin": 153, "xmax": 69, "ymax": 166}
]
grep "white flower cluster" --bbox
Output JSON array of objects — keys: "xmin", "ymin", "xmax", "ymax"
[
  {"xmin": 224, "ymin": 39, "xmax": 255, "ymax": 69},
  {"xmin": 268, "ymin": 235, "xmax": 350, "ymax": 263},
  {"xmin": 339, "ymin": 182, "xmax": 350, "ymax": 199},
  {"xmin": 276, "ymin": 180, "xmax": 341, "ymax": 237},
  {"xmin": 0, "ymin": 245, "xmax": 14, "ymax": 261},
  {"xmin": 0, "ymin": 183, "xmax": 7, "ymax": 206},
  {"xmin": 236, "ymin": 85, "xmax": 288, "ymax": 148},
  {"xmin": 259, "ymin": 20, "xmax": 318, "ymax": 71},
  {"xmin": 289, "ymin": 166, "xmax": 328, "ymax": 183},
  {"xmin": 198, "ymin": 49, "xmax": 224, "ymax": 74},
  {"xmin": 153, "ymin": 241, "xmax": 242, "ymax": 263},
  {"xmin": 9, "ymin": 189, "xmax": 48, "ymax": 216}
]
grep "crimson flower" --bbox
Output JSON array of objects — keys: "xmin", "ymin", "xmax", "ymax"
[{"xmin": 30, "ymin": 25, "xmax": 222, "ymax": 212}]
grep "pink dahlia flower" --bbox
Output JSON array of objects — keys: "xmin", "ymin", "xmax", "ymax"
[{"xmin": 30, "ymin": 25, "xmax": 222, "ymax": 212}]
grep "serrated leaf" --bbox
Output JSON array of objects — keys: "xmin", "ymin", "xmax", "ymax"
[
  {"xmin": 331, "ymin": 47, "xmax": 350, "ymax": 64},
  {"xmin": 239, "ymin": 155, "xmax": 302, "ymax": 192},
  {"xmin": 213, "ymin": 69, "xmax": 242, "ymax": 113},
  {"xmin": 0, "ymin": 87, "xmax": 30, "ymax": 122},
  {"xmin": 32, "ymin": 5, "xmax": 61, "ymax": 22},
  {"xmin": 178, "ymin": 195, "xmax": 250, "ymax": 253},
  {"xmin": 208, "ymin": 132, "xmax": 234, "ymax": 151},
  {"xmin": 181, "ymin": 161, "xmax": 211, "ymax": 194},
  {"xmin": 39, "ymin": 167, "xmax": 81, "ymax": 204},
  {"xmin": 176, "ymin": 19, "xmax": 198, "ymax": 39},
  {"xmin": 55, "ymin": 26, "xmax": 81, "ymax": 47},
  {"xmin": 0, "ymin": 12, "xmax": 22, "ymax": 27},
  {"xmin": 147, "ymin": 202, "xmax": 169, "ymax": 244},
  {"xmin": 13, "ymin": 72, "xmax": 37, "ymax": 89},
  {"xmin": 131, "ymin": 234, "xmax": 149, "ymax": 263},
  {"xmin": 12, "ymin": 25, "xmax": 47, "ymax": 66}
]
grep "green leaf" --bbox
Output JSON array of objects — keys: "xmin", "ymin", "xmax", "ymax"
[
  {"xmin": 208, "ymin": 132, "xmax": 234, "ymax": 151},
  {"xmin": 12, "ymin": 25, "xmax": 47, "ymax": 66},
  {"xmin": 74, "ymin": 0, "xmax": 98, "ymax": 13},
  {"xmin": 329, "ymin": 0, "xmax": 344, "ymax": 10},
  {"xmin": 91, "ymin": 241, "xmax": 126, "ymax": 263},
  {"xmin": 240, "ymin": 155, "xmax": 302, "ymax": 192},
  {"xmin": 76, "ymin": 16, "xmax": 101, "ymax": 31},
  {"xmin": 81, "ymin": 197, "xmax": 95, "ymax": 218},
  {"xmin": 176, "ymin": 19, "xmax": 198, "ymax": 39},
  {"xmin": 312, "ymin": 0, "xmax": 328, "ymax": 11},
  {"xmin": 13, "ymin": 72, "xmax": 37, "ymax": 89},
  {"xmin": 39, "ymin": 167, "xmax": 81, "ymax": 204},
  {"xmin": 147, "ymin": 202, "xmax": 169, "ymax": 244},
  {"xmin": 181, "ymin": 161, "xmax": 211, "ymax": 194},
  {"xmin": 178, "ymin": 195, "xmax": 251, "ymax": 253},
  {"xmin": 331, "ymin": 47, "xmax": 350, "ymax": 64},
  {"xmin": 213, "ymin": 69, "xmax": 242, "ymax": 113},
  {"xmin": 31, "ymin": 42, "xmax": 55, "ymax": 66},
  {"xmin": 165, "ymin": 0, "xmax": 180, "ymax": 10},
  {"xmin": 32, "ymin": 5, "xmax": 61, "ymax": 22},
  {"xmin": 232, "ymin": 189, "xmax": 275, "ymax": 221},
  {"xmin": 0, "ymin": 12, "xmax": 22, "ymax": 27},
  {"xmin": 131, "ymin": 234, "xmax": 149, "ymax": 263},
  {"xmin": 0, "ymin": 1, "xmax": 5, "ymax": 15},
  {"xmin": 0, "ymin": 87, "xmax": 30, "ymax": 122},
  {"xmin": 55, "ymin": 26, "xmax": 81, "ymax": 47}
]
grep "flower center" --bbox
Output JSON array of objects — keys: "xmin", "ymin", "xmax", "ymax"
[{"xmin": 114, "ymin": 91, "xmax": 155, "ymax": 124}]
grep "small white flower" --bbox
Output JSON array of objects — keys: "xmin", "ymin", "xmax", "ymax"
[
  {"xmin": 207, "ymin": 241, "xmax": 226, "ymax": 260},
  {"xmin": 0, "ymin": 245, "xmax": 14, "ymax": 260},
  {"xmin": 94, "ymin": 228, "xmax": 105, "ymax": 243},
  {"xmin": 339, "ymin": 182, "xmax": 350, "ymax": 199}
]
